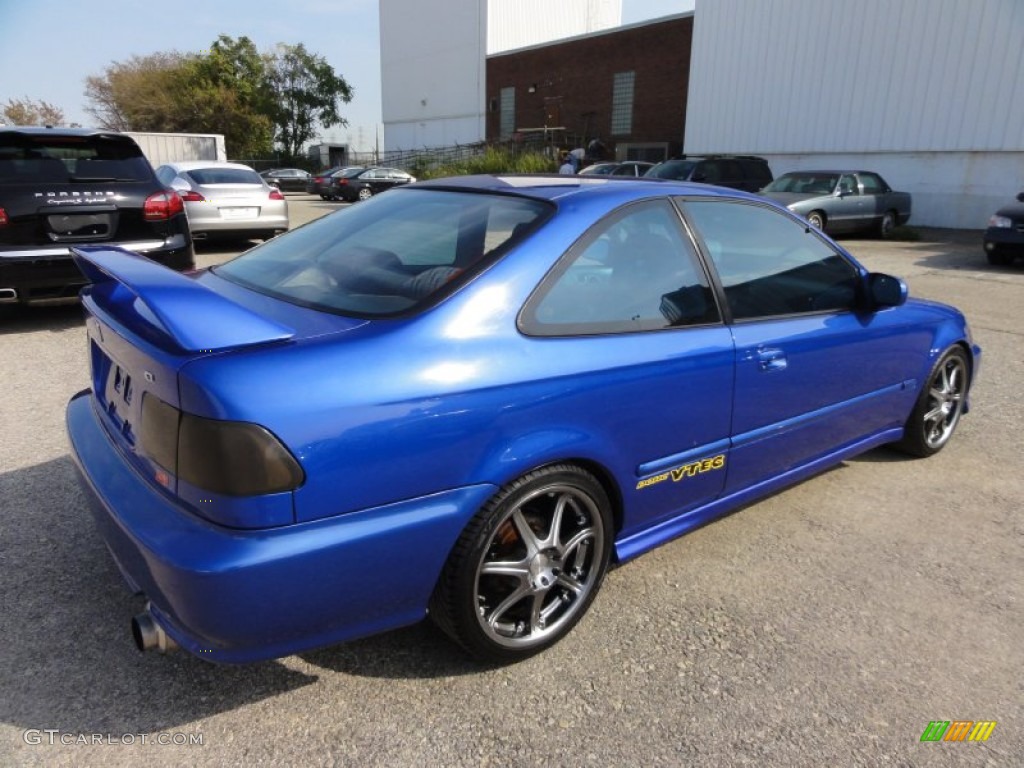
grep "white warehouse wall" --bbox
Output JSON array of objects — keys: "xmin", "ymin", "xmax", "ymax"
[
  {"xmin": 380, "ymin": 0, "xmax": 621, "ymax": 151},
  {"xmin": 379, "ymin": 0, "xmax": 487, "ymax": 150},
  {"xmin": 487, "ymin": 0, "xmax": 620, "ymax": 53},
  {"xmin": 686, "ymin": 0, "xmax": 1024, "ymax": 227}
]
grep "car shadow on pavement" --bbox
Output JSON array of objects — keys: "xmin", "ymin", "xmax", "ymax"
[
  {"xmin": 0, "ymin": 456, "xmax": 317, "ymax": 736},
  {"xmin": 0, "ymin": 303, "xmax": 83, "ymax": 335},
  {"xmin": 300, "ymin": 622, "xmax": 495, "ymax": 680}
]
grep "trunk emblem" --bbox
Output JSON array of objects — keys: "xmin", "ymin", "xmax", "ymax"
[{"xmin": 144, "ymin": 371, "xmax": 155, "ymax": 383}]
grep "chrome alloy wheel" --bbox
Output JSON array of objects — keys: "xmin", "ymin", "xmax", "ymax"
[
  {"xmin": 923, "ymin": 353, "xmax": 967, "ymax": 450},
  {"xmin": 473, "ymin": 483, "xmax": 605, "ymax": 649}
]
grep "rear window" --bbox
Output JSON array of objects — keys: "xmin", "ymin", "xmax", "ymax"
[
  {"xmin": 215, "ymin": 188, "xmax": 551, "ymax": 317},
  {"xmin": 645, "ymin": 160, "xmax": 696, "ymax": 180},
  {"xmin": 186, "ymin": 168, "xmax": 263, "ymax": 185},
  {"xmin": 0, "ymin": 132, "xmax": 152, "ymax": 184}
]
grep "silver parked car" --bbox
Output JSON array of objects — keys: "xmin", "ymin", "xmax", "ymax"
[
  {"xmin": 760, "ymin": 171, "xmax": 911, "ymax": 237},
  {"xmin": 155, "ymin": 162, "xmax": 289, "ymax": 241}
]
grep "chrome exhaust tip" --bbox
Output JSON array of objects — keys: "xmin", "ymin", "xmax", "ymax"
[{"xmin": 131, "ymin": 606, "xmax": 178, "ymax": 654}]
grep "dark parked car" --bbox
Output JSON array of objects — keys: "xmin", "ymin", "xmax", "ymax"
[
  {"xmin": 644, "ymin": 155, "xmax": 773, "ymax": 192},
  {"xmin": 327, "ymin": 166, "xmax": 416, "ymax": 202},
  {"xmin": 0, "ymin": 126, "xmax": 193, "ymax": 306},
  {"xmin": 982, "ymin": 191, "xmax": 1024, "ymax": 266},
  {"xmin": 306, "ymin": 166, "xmax": 358, "ymax": 198},
  {"xmin": 67, "ymin": 175, "xmax": 979, "ymax": 664},
  {"xmin": 259, "ymin": 168, "xmax": 311, "ymax": 192},
  {"xmin": 579, "ymin": 161, "xmax": 654, "ymax": 177},
  {"xmin": 761, "ymin": 171, "xmax": 912, "ymax": 237}
]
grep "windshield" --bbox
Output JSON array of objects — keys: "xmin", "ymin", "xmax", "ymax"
[
  {"xmin": 644, "ymin": 160, "xmax": 696, "ymax": 180},
  {"xmin": 215, "ymin": 188, "xmax": 551, "ymax": 317},
  {"xmin": 763, "ymin": 173, "xmax": 839, "ymax": 194}
]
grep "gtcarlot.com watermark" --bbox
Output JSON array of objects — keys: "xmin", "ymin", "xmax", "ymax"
[{"xmin": 23, "ymin": 729, "xmax": 203, "ymax": 746}]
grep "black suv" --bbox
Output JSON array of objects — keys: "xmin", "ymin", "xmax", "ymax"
[
  {"xmin": 644, "ymin": 155, "xmax": 773, "ymax": 192},
  {"xmin": 0, "ymin": 127, "xmax": 194, "ymax": 306}
]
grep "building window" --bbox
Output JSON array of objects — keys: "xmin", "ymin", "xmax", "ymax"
[
  {"xmin": 610, "ymin": 72, "xmax": 635, "ymax": 136},
  {"xmin": 499, "ymin": 87, "xmax": 515, "ymax": 140}
]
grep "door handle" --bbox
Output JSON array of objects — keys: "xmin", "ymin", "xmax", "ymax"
[{"xmin": 757, "ymin": 348, "xmax": 787, "ymax": 372}]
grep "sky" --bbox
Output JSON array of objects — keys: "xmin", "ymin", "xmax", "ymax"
[{"xmin": 0, "ymin": 0, "xmax": 694, "ymax": 152}]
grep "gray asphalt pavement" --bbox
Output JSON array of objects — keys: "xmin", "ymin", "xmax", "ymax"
[{"xmin": 1, "ymin": 197, "xmax": 1020, "ymax": 767}]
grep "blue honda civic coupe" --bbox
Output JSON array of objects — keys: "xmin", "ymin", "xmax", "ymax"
[{"xmin": 66, "ymin": 175, "xmax": 979, "ymax": 663}]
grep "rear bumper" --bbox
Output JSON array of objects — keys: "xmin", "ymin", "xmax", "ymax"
[
  {"xmin": 0, "ymin": 235, "xmax": 193, "ymax": 304},
  {"xmin": 185, "ymin": 210, "xmax": 289, "ymax": 238},
  {"xmin": 67, "ymin": 390, "xmax": 495, "ymax": 663}
]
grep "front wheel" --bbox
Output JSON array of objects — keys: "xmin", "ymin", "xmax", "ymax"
[
  {"xmin": 807, "ymin": 211, "xmax": 826, "ymax": 231},
  {"xmin": 430, "ymin": 465, "xmax": 613, "ymax": 662},
  {"xmin": 986, "ymin": 251, "xmax": 1014, "ymax": 266},
  {"xmin": 895, "ymin": 347, "xmax": 970, "ymax": 457}
]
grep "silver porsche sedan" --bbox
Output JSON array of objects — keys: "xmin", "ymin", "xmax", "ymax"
[{"xmin": 155, "ymin": 161, "xmax": 289, "ymax": 242}]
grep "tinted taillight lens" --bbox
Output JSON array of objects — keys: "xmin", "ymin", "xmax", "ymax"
[
  {"xmin": 180, "ymin": 190, "xmax": 205, "ymax": 202},
  {"xmin": 144, "ymin": 190, "xmax": 185, "ymax": 220},
  {"xmin": 140, "ymin": 394, "xmax": 180, "ymax": 472},
  {"xmin": 140, "ymin": 395, "xmax": 303, "ymax": 496},
  {"xmin": 0, "ymin": 207, "xmax": 8, "ymax": 227},
  {"xmin": 269, "ymin": 189, "xmax": 284, "ymax": 201}
]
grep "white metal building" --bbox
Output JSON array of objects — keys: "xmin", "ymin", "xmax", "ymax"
[
  {"xmin": 379, "ymin": 0, "xmax": 620, "ymax": 150},
  {"xmin": 684, "ymin": 0, "xmax": 1024, "ymax": 228}
]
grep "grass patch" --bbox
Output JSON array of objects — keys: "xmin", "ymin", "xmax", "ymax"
[{"xmin": 413, "ymin": 148, "xmax": 556, "ymax": 180}]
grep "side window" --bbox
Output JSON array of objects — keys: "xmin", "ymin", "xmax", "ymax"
[
  {"xmin": 718, "ymin": 160, "xmax": 742, "ymax": 184},
  {"xmin": 522, "ymin": 201, "xmax": 720, "ymax": 335},
  {"xmin": 683, "ymin": 200, "xmax": 861, "ymax": 320},
  {"xmin": 697, "ymin": 161, "xmax": 720, "ymax": 183},
  {"xmin": 859, "ymin": 173, "xmax": 884, "ymax": 194},
  {"xmin": 838, "ymin": 174, "xmax": 858, "ymax": 195}
]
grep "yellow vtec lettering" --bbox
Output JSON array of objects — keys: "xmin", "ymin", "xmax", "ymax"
[{"xmin": 636, "ymin": 454, "xmax": 726, "ymax": 490}]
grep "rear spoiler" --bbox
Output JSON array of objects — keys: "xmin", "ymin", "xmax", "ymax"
[{"xmin": 72, "ymin": 246, "xmax": 294, "ymax": 353}]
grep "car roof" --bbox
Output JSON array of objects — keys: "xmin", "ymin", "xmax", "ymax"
[
  {"xmin": 776, "ymin": 170, "xmax": 876, "ymax": 176},
  {"xmin": 412, "ymin": 174, "xmax": 757, "ymax": 203},
  {"xmin": 165, "ymin": 161, "xmax": 259, "ymax": 173},
  {"xmin": 0, "ymin": 125, "xmax": 124, "ymax": 138}
]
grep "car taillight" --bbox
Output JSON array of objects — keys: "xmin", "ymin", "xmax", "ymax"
[
  {"xmin": 269, "ymin": 189, "xmax": 284, "ymax": 201},
  {"xmin": 0, "ymin": 207, "xmax": 7, "ymax": 227},
  {"xmin": 143, "ymin": 190, "xmax": 185, "ymax": 220},
  {"xmin": 180, "ymin": 190, "xmax": 205, "ymax": 202},
  {"xmin": 338, "ymin": 178, "xmax": 348, "ymax": 186},
  {"xmin": 140, "ymin": 394, "xmax": 304, "ymax": 496}
]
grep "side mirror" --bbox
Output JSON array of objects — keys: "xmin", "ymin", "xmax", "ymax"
[
  {"xmin": 868, "ymin": 272, "xmax": 908, "ymax": 308},
  {"xmin": 691, "ymin": 173, "xmax": 706, "ymax": 182},
  {"xmin": 1016, "ymin": 191, "xmax": 1024, "ymax": 203}
]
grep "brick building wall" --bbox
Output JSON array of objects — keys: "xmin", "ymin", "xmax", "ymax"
[{"xmin": 485, "ymin": 15, "xmax": 693, "ymax": 161}]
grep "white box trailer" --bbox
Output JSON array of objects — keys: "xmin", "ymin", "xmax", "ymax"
[{"xmin": 124, "ymin": 132, "xmax": 227, "ymax": 166}]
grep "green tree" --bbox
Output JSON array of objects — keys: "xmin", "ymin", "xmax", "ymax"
[
  {"xmin": 182, "ymin": 36, "xmax": 274, "ymax": 157},
  {"xmin": 84, "ymin": 52, "xmax": 194, "ymax": 132},
  {"xmin": 266, "ymin": 43, "xmax": 353, "ymax": 157},
  {"xmin": 3, "ymin": 96, "xmax": 66, "ymax": 126},
  {"xmin": 83, "ymin": 37, "xmax": 352, "ymax": 158}
]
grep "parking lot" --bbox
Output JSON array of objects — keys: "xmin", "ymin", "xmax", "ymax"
[{"xmin": 1, "ymin": 196, "xmax": 1021, "ymax": 767}]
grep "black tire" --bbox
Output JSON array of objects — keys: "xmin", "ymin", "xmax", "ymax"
[
  {"xmin": 878, "ymin": 210, "xmax": 897, "ymax": 238},
  {"xmin": 807, "ymin": 211, "xmax": 826, "ymax": 231},
  {"xmin": 430, "ymin": 464, "xmax": 613, "ymax": 662},
  {"xmin": 986, "ymin": 251, "xmax": 1014, "ymax": 266},
  {"xmin": 319, "ymin": 194, "xmax": 328, "ymax": 200},
  {"xmin": 895, "ymin": 347, "xmax": 970, "ymax": 457}
]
